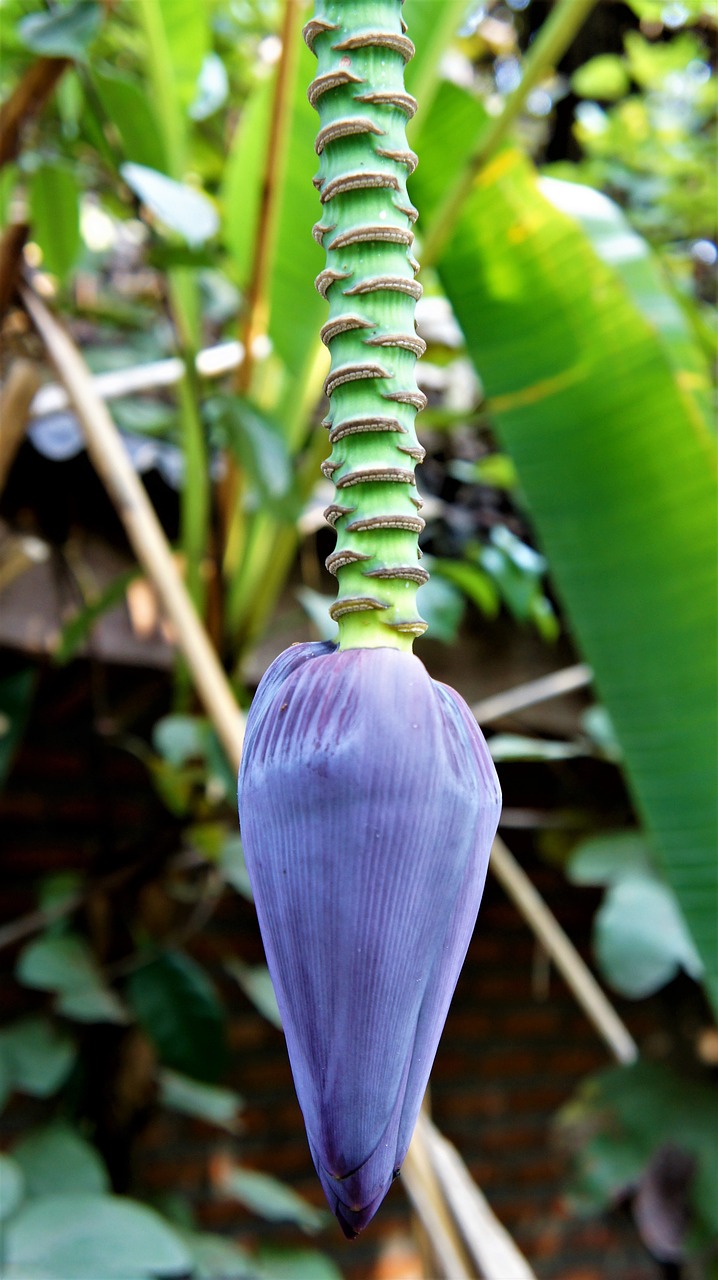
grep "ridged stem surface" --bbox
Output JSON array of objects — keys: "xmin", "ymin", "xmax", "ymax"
[{"xmin": 306, "ymin": 0, "xmax": 427, "ymax": 650}]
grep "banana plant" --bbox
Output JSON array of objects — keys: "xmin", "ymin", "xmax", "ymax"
[
  {"xmin": 238, "ymin": 0, "xmax": 502, "ymax": 1236},
  {"xmin": 227, "ymin": 0, "xmax": 717, "ymax": 1013}
]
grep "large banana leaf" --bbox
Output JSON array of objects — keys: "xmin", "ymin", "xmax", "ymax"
[{"xmin": 412, "ymin": 107, "xmax": 718, "ymax": 1009}]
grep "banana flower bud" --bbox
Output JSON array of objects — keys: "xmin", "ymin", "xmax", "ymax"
[{"xmin": 238, "ymin": 641, "xmax": 501, "ymax": 1236}]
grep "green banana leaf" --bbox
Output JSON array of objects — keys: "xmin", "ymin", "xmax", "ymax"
[
  {"xmin": 411, "ymin": 114, "xmax": 718, "ymax": 1007},
  {"xmin": 221, "ymin": 32, "xmax": 324, "ymax": 386}
]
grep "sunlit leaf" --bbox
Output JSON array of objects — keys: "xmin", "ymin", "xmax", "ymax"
[
  {"xmin": 623, "ymin": 29, "xmax": 706, "ymax": 89},
  {"xmin": 121, "ymin": 162, "xmax": 218, "ymax": 246},
  {"xmin": 29, "ymin": 162, "xmax": 81, "ymax": 281},
  {"xmin": 92, "ymin": 67, "xmax": 167, "ymax": 171},
  {"xmin": 18, "ymin": 1, "xmax": 101, "ymax": 58},
  {"xmin": 190, "ymin": 53, "xmax": 229, "ymax": 121},
  {"xmin": 571, "ymin": 54, "xmax": 630, "ymax": 101},
  {"xmin": 412, "ymin": 118, "xmax": 718, "ymax": 1009},
  {"xmin": 221, "ymin": 71, "xmax": 273, "ymax": 289},
  {"xmin": 156, "ymin": 0, "xmax": 209, "ymax": 113},
  {"xmin": 222, "ymin": 40, "xmax": 326, "ymax": 384},
  {"xmin": 404, "ymin": 0, "xmax": 473, "ymax": 117},
  {"xmin": 268, "ymin": 37, "xmax": 326, "ymax": 383},
  {"xmin": 465, "ymin": 453, "xmax": 518, "ymax": 490},
  {"xmin": 540, "ymin": 176, "xmax": 713, "ymax": 424},
  {"xmin": 622, "ymin": 0, "xmax": 706, "ymax": 26}
]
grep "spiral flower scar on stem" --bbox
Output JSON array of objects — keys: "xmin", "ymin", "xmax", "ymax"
[{"xmin": 307, "ymin": 0, "xmax": 428, "ymax": 652}]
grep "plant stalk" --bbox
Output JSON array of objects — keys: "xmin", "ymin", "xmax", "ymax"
[{"xmin": 308, "ymin": 0, "xmax": 428, "ymax": 650}]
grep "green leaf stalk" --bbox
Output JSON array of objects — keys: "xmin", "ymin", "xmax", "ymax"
[{"xmin": 307, "ymin": 0, "xmax": 428, "ymax": 651}]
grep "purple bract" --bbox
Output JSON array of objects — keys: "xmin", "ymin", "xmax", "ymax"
[{"xmin": 238, "ymin": 642, "xmax": 501, "ymax": 1236}]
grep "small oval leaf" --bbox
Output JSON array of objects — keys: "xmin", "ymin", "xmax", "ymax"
[
  {"xmin": 121, "ymin": 163, "xmax": 218, "ymax": 246},
  {"xmin": 4, "ymin": 1193, "xmax": 190, "ymax": 1278}
]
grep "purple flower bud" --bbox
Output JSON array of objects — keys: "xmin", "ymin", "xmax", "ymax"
[{"xmin": 238, "ymin": 642, "xmax": 501, "ymax": 1237}]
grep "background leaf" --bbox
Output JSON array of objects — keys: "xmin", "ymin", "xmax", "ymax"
[
  {"xmin": 221, "ymin": 1165, "xmax": 327, "ymax": 1233},
  {"xmin": 159, "ymin": 1069, "xmax": 242, "ymax": 1132},
  {"xmin": 91, "ymin": 67, "xmax": 167, "ymax": 171},
  {"xmin": 226, "ymin": 961, "xmax": 282, "ymax": 1030},
  {"xmin": 127, "ymin": 951, "xmax": 227, "ymax": 1083},
  {"xmin": 489, "ymin": 735, "xmax": 585, "ymax": 763},
  {"xmin": 0, "ymin": 668, "xmax": 35, "ymax": 788},
  {"xmin": 16, "ymin": 934, "xmax": 128, "ymax": 1024},
  {"xmin": 0, "ymin": 1017, "xmax": 76, "ymax": 1102},
  {"xmin": 207, "ymin": 397, "xmax": 296, "ymax": 516},
  {"xmin": 595, "ymin": 873, "xmax": 704, "ymax": 998},
  {"xmin": 566, "ymin": 831, "xmax": 654, "ymax": 885},
  {"xmin": 540, "ymin": 177, "xmax": 713, "ymax": 424},
  {"xmin": 177, "ymin": 1229, "xmax": 256, "ymax": 1280},
  {"xmin": 18, "ymin": 1, "xmax": 101, "ymax": 58},
  {"xmin": 3, "ymin": 1193, "xmax": 191, "ymax": 1279},
  {"xmin": 121, "ymin": 163, "xmax": 218, "ymax": 246},
  {"xmin": 256, "ymin": 1246, "xmax": 343, "ymax": 1280},
  {"xmin": 219, "ymin": 836, "xmax": 254, "ymax": 901},
  {"xmin": 0, "ymin": 1154, "xmax": 25, "ymax": 1221},
  {"xmin": 12, "ymin": 1123, "xmax": 110, "ymax": 1198},
  {"xmin": 559, "ymin": 1061, "xmax": 718, "ymax": 1243},
  {"xmin": 29, "ymin": 162, "xmax": 81, "ymax": 281},
  {"xmin": 412, "ymin": 131, "xmax": 718, "ymax": 1009},
  {"xmin": 155, "ymin": 0, "xmax": 208, "ymax": 113}
]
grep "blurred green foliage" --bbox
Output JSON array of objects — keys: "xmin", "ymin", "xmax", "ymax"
[{"xmin": 1, "ymin": 0, "xmax": 716, "ymax": 1273}]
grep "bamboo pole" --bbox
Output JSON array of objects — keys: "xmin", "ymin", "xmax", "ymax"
[
  {"xmin": 0, "ymin": 359, "xmax": 41, "ymax": 492},
  {"xmin": 491, "ymin": 837, "xmax": 638, "ymax": 1065},
  {"xmin": 415, "ymin": 1113, "xmax": 538, "ymax": 1280},
  {"xmin": 21, "ymin": 284, "xmax": 245, "ymax": 769},
  {"xmin": 472, "ymin": 663, "xmax": 592, "ymax": 725}
]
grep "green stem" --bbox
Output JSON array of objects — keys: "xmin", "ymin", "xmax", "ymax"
[
  {"xmin": 308, "ymin": 0, "xmax": 428, "ymax": 652},
  {"xmin": 421, "ymin": 0, "xmax": 599, "ymax": 269}
]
